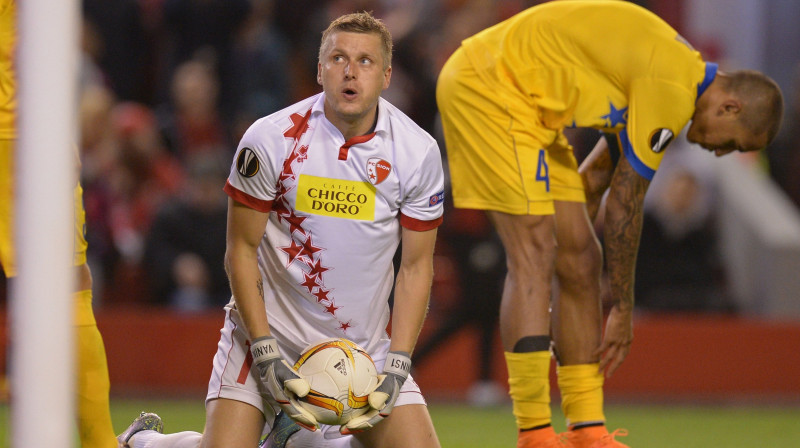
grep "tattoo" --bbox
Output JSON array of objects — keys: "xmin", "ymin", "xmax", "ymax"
[
  {"xmin": 604, "ymin": 159, "xmax": 649, "ymax": 310},
  {"xmin": 257, "ymin": 278, "xmax": 264, "ymax": 299}
]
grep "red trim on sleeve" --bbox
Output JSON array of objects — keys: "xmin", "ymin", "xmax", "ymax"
[
  {"xmin": 400, "ymin": 213, "xmax": 443, "ymax": 231},
  {"xmin": 338, "ymin": 132, "xmax": 377, "ymax": 161},
  {"xmin": 223, "ymin": 180, "xmax": 273, "ymax": 213}
]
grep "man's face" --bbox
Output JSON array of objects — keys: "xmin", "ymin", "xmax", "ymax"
[
  {"xmin": 686, "ymin": 106, "xmax": 767, "ymax": 157},
  {"xmin": 317, "ymin": 31, "xmax": 391, "ymax": 129}
]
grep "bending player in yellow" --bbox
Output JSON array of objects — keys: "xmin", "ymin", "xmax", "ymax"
[
  {"xmin": 0, "ymin": 1, "xmax": 117, "ymax": 446},
  {"xmin": 436, "ymin": 1, "xmax": 783, "ymax": 447}
]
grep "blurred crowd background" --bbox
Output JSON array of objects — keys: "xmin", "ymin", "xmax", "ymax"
[{"xmin": 4, "ymin": 1, "xmax": 800, "ymax": 337}]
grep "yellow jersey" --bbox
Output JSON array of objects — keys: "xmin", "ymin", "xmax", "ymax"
[
  {"xmin": 0, "ymin": 0, "xmax": 15, "ymax": 139},
  {"xmin": 461, "ymin": 0, "xmax": 716, "ymax": 180}
]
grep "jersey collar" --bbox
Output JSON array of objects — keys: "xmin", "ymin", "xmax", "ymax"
[
  {"xmin": 312, "ymin": 93, "xmax": 390, "ymax": 137},
  {"xmin": 314, "ymin": 93, "xmax": 386, "ymax": 161},
  {"xmin": 696, "ymin": 62, "xmax": 718, "ymax": 102}
]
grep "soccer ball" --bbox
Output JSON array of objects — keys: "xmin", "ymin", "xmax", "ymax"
[{"xmin": 293, "ymin": 338, "xmax": 379, "ymax": 426}]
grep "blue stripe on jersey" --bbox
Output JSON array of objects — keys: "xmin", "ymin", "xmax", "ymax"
[
  {"xmin": 620, "ymin": 129, "xmax": 656, "ymax": 180},
  {"xmin": 697, "ymin": 62, "xmax": 718, "ymax": 101}
]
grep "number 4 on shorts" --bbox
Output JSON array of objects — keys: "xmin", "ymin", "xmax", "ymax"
[{"xmin": 536, "ymin": 148, "xmax": 550, "ymax": 192}]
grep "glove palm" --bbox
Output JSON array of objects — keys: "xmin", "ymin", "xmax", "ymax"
[
  {"xmin": 252, "ymin": 336, "xmax": 319, "ymax": 431},
  {"xmin": 341, "ymin": 351, "xmax": 411, "ymax": 434}
]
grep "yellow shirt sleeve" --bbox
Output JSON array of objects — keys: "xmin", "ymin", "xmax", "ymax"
[{"xmin": 620, "ymin": 63, "xmax": 717, "ymax": 180}]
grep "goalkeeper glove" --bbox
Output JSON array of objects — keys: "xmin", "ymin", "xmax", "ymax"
[
  {"xmin": 341, "ymin": 351, "xmax": 411, "ymax": 434},
  {"xmin": 251, "ymin": 336, "xmax": 319, "ymax": 431}
]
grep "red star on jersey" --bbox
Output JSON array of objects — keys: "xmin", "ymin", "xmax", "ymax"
[
  {"xmin": 323, "ymin": 301, "xmax": 340, "ymax": 315},
  {"xmin": 275, "ymin": 203, "xmax": 290, "ymax": 218},
  {"xmin": 279, "ymin": 240, "xmax": 309, "ymax": 267},
  {"xmin": 279, "ymin": 163, "xmax": 295, "ymax": 182},
  {"xmin": 307, "ymin": 259, "xmax": 330, "ymax": 278},
  {"xmin": 286, "ymin": 214, "xmax": 307, "ymax": 236},
  {"xmin": 302, "ymin": 235, "xmax": 323, "ymax": 259},
  {"xmin": 338, "ymin": 321, "xmax": 352, "ymax": 332},
  {"xmin": 283, "ymin": 110, "xmax": 312, "ymax": 142},
  {"xmin": 276, "ymin": 208, "xmax": 306, "ymax": 236},
  {"xmin": 301, "ymin": 272, "xmax": 319, "ymax": 293},
  {"xmin": 313, "ymin": 287, "xmax": 332, "ymax": 304},
  {"xmin": 272, "ymin": 198, "xmax": 289, "ymax": 216},
  {"xmin": 276, "ymin": 181, "xmax": 295, "ymax": 200},
  {"xmin": 275, "ymin": 201, "xmax": 297, "ymax": 224}
]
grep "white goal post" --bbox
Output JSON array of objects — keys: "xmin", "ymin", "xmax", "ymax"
[{"xmin": 11, "ymin": 0, "xmax": 80, "ymax": 446}]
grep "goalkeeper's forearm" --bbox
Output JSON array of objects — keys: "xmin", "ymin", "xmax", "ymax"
[
  {"xmin": 226, "ymin": 244, "xmax": 271, "ymax": 340},
  {"xmin": 391, "ymin": 268, "xmax": 433, "ymax": 355}
]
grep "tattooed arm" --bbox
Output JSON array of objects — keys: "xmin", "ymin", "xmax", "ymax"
[
  {"xmin": 593, "ymin": 155, "xmax": 650, "ymax": 377},
  {"xmin": 224, "ymin": 198, "xmax": 272, "ymax": 339}
]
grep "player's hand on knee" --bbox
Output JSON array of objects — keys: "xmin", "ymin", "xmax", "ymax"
[
  {"xmin": 251, "ymin": 336, "xmax": 319, "ymax": 431},
  {"xmin": 340, "ymin": 351, "xmax": 411, "ymax": 435}
]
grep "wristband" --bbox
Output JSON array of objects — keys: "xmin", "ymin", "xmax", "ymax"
[
  {"xmin": 251, "ymin": 336, "xmax": 281, "ymax": 364},
  {"xmin": 383, "ymin": 351, "xmax": 411, "ymax": 379}
]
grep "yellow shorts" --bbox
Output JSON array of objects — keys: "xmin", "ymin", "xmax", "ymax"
[
  {"xmin": 436, "ymin": 47, "xmax": 585, "ymax": 216},
  {"xmin": 74, "ymin": 289, "xmax": 96, "ymax": 326},
  {"xmin": 0, "ymin": 138, "xmax": 88, "ymax": 276}
]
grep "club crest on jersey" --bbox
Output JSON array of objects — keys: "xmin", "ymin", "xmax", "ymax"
[
  {"xmin": 429, "ymin": 190, "xmax": 444, "ymax": 207},
  {"xmin": 236, "ymin": 148, "xmax": 260, "ymax": 177},
  {"xmin": 649, "ymin": 128, "xmax": 674, "ymax": 153},
  {"xmin": 367, "ymin": 158, "xmax": 391, "ymax": 185}
]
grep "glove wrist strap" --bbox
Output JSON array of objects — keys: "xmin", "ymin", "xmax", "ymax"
[
  {"xmin": 251, "ymin": 336, "xmax": 281, "ymax": 364},
  {"xmin": 384, "ymin": 351, "xmax": 411, "ymax": 379}
]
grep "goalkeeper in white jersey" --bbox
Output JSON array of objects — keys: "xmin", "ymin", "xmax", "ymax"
[{"xmin": 118, "ymin": 11, "xmax": 444, "ymax": 448}]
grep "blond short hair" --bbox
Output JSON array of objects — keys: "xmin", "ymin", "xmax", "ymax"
[{"xmin": 319, "ymin": 11, "xmax": 393, "ymax": 69}]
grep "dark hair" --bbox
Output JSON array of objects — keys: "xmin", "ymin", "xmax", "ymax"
[
  {"xmin": 319, "ymin": 11, "xmax": 392, "ymax": 69},
  {"xmin": 726, "ymin": 70, "xmax": 784, "ymax": 145}
]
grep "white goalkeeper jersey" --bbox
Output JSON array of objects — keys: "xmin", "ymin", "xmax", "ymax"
[{"xmin": 224, "ymin": 92, "xmax": 444, "ymax": 357}]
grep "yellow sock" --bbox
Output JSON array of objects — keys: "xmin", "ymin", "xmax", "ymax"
[
  {"xmin": 75, "ymin": 289, "xmax": 117, "ymax": 448},
  {"xmin": 557, "ymin": 363, "xmax": 605, "ymax": 427},
  {"xmin": 505, "ymin": 351, "xmax": 553, "ymax": 429}
]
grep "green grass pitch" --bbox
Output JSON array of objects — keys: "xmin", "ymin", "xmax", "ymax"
[{"xmin": 2, "ymin": 399, "xmax": 800, "ymax": 447}]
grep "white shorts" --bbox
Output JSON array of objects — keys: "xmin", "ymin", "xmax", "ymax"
[
  {"xmin": 286, "ymin": 426, "xmax": 363, "ymax": 448},
  {"xmin": 206, "ymin": 304, "xmax": 427, "ymax": 437}
]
